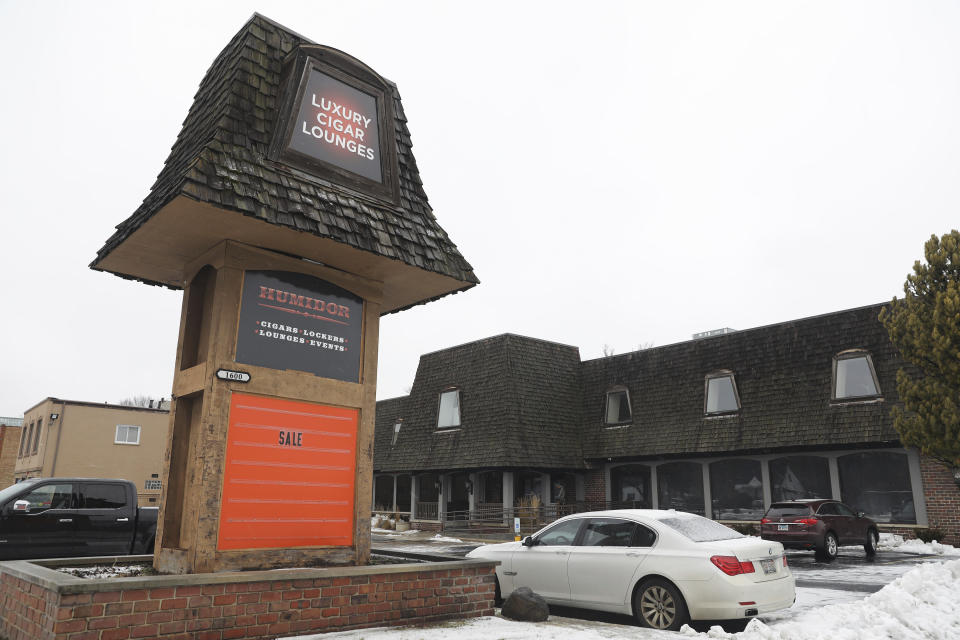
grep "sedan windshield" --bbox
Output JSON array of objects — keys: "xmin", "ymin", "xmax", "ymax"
[{"xmin": 659, "ymin": 515, "xmax": 742, "ymax": 542}]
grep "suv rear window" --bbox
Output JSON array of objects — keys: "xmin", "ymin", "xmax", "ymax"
[{"xmin": 765, "ymin": 503, "xmax": 813, "ymax": 518}]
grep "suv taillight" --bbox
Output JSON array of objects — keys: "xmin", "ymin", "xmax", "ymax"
[
  {"xmin": 760, "ymin": 517, "xmax": 770, "ymax": 524},
  {"xmin": 797, "ymin": 517, "xmax": 818, "ymax": 526},
  {"xmin": 711, "ymin": 555, "xmax": 755, "ymax": 576}
]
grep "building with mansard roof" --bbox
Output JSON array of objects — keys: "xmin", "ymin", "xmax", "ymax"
[{"xmin": 373, "ymin": 303, "xmax": 960, "ymax": 543}]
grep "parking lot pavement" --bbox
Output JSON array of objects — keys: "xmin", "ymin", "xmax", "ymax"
[{"xmin": 785, "ymin": 547, "xmax": 943, "ymax": 593}]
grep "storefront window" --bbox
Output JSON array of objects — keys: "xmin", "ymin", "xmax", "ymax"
[
  {"xmin": 838, "ymin": 452, "xmax": 915, "ymax": 523},
  {"xmin": 770, "ymin": 456, "xmax": 831, "ymax": 501},
  {"xmin": 515, "ymin": 471, "xmax": 543, "ymax": 506},
  {"xmin": 447, "ymin": 472, "xmax": 471, "ymax": 515},
  {"xmin": 396, "ymin": 474, "xmax": 411, "ymax": 512},
  {"xmin": 657, "ymin": 462, "xmax": 704, "ymax": 515},
  {"xmin": 417, "ymin": 472, "xmax": 440, "ymax": 502},
  {"xmin": 610, "ymin": 464, "xmax": 652, "ymax": 508},
  {"xmin": 373, "ymin": 475, "xmax": 394, "ymax": 511},
  {"xmin": 479, "ymin": 471, "xmax": 502, "ymax": 504},
  {"xmin": 551, "ymin": 473, "xmax": 576, "ymax": 505},
  {"xmin": 709, "ymin": 459, "xmax": 763, "ymax": 520}
]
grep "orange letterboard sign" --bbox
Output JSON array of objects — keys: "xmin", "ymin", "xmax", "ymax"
[{"xmin": 218, "ymin": 393, "xmax": 358, "ymax": 550}]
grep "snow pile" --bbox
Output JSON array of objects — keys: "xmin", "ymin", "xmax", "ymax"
[
  {"xmin": 371, "ymin": 515, "xmax": 416, "ymax": 534},
  {"xmin": 372, "ymin": 527, "xmax": 419, "ymax": 536},
  {"xmin": 57, "ymin": 563, "xmax": 155, "ymax": 579},
  {"xmin": 681, "ymin": 558, "xmax": 960, "ymax": 640},
  {"xmin": 431, "ymin": 533, "xmax": 463, "ymax": 543},
  {"xmin": 878, "ymin": 533, "xmax": 960, "ymax": 556}
]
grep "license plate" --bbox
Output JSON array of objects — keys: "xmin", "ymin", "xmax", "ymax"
[
  {"xmin": 777, "ymin": 524, "xmax": 789, "ymax": 531},
  {"xmin": 760, "ymin": 558, "xmax": 777, "ymax": 575}
]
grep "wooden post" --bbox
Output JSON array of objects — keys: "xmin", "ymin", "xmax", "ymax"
[{"xmin": 154, "ymin": 241, "xmax": 382, "ymax": 574}]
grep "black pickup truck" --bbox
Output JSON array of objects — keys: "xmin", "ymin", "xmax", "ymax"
[{"xmin": 0, "ymin": 478, "xmax": 158, "ymax": 560}]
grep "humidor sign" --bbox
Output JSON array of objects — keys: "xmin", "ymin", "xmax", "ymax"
[{"xmin": 235, "ymin": 270, "xmax": 363, "ymax": 382}]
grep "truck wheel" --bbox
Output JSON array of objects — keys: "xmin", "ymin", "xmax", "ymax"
[{"xmin": 864, "ymin": 529, "xmax": 878, "ymax": 556}]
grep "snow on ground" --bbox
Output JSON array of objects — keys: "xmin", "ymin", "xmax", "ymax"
[
  {"xmin": 430, "ymin": 534, "xmax": 464, "ymax": 543},
  {"xmin": 282, "ymin": 559, "xmax": 960, "ymax": 640},
  {"xmin": 285, "ymin": 612, "xmax": 666, "ymax": 640},
  {"xmin": 372, "ymin": 528, "xmax": 419, "ymax": 536},
  {"xmin": 757, "ymin": 587, "xmax": 864, "ymax": 623},
  {"xmin": 56, "ymin": 563, "xmax": 154, "ymax": 579},
  {"xmin": 682, "ymin": 558, "xmax": 960, "ymax": 639},
  {"xmin": 878, "ymin": 533, "xmax": 960, "ymax": 556}
]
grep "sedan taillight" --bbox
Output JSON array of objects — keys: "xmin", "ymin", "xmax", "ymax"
[
  {"xmin": 711, "ymin": 555, "xmax": 756, "ymax": 576},
  {"xmin": 783, "ymin": 555, "xmax": 788, "ymax": 567}
]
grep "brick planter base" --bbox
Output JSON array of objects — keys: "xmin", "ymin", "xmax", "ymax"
[{"xmin": 0, "ymin": 555, "xmax": 497, "ymax": 640}]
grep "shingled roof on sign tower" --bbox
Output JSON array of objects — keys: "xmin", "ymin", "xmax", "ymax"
[{"xmin": 91, "ymin": 14, "xmax": 477, "ymax": 313}]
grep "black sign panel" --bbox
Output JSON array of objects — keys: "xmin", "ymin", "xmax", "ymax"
[
  {"xmin": 288, "ymin": 69, "xmax": 382, "ymax": 183},
  {"xmin": 235, "ymin": 271, "xmax": 363, "ymax": 382}
]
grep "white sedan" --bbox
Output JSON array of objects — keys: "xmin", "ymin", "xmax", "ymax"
[{"xmin": 466, "ymin": 509, "xmax": 795, "ymax": 630}]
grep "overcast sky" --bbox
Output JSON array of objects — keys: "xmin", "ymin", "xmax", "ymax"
[{"xmin": 1, "ymin": 1, "xmax": 958, "ymax": 416}]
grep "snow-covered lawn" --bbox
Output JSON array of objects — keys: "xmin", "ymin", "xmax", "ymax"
[
  {"xmin": 282, "ymin": 559, "xmax": 960, "ymax": 640},
  {"xmin": 878, "ymin": 533, "xmax": 960, "ymax": 556}
]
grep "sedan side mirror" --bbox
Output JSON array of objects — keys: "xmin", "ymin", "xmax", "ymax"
[
  {"xmin": 857, "ymin": 511, "xmax": 865, "ymax": 518},
  {"xmin": 522, "ymin": 536, "xmax": 536, "ymax": 547},
  {"xmin": 12, "ymin": 500, "xmax": 30, "ymax": 513}
]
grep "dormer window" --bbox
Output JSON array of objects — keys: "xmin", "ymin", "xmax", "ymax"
[
  {"xmin": 604, "ymin": 388, "xmax": 632, "ymax": 424},
  {"xmin": 833, "ymin": 351, "xmax": 881, "ymax": 400},
  {"xmin": 437, "ymin": 389, "xmax": 461, "ymax": 428},
  {"xmin": 391, "ymin": 420, "xmax": 402, "ymax": 445},
  {"xmin": 705, "ymin": 371, "xmax": 740, "ymax": 415}
]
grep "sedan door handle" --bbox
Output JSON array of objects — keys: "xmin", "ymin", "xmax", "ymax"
[
  {"xmin": 116, "ymin": 517, "xmax": 129, "ymax": 522},
  {"xmin": 58, "ymin": 518, "xmax": 73, "ymax": 524}
]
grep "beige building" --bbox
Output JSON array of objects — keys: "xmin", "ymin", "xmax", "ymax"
[
  {"xmin": 0, "ymin": 418, "xmax": 23, "ymax": 488},
  {"xmin": 15, "ymin": 399, "xmax": 168, "ymax": 506}
]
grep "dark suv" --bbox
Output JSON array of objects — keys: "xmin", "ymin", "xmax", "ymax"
[{"xmin": 760, "ymin": 499, "xmax": 878, "ymax": 560}]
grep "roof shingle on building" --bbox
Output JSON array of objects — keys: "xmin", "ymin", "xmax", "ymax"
[
  {"xmin": 580, "ymin": 303, "xmax": 907, "ymax": 461},
  {"xmin": 375, "ymin": 304, "xmax": 912, "ymax": 471},
  {"xmin": 374, "ymin": 334, "xmax": 584, "ymax": 473},
  {"xmin": 91, "ymin": 14, "xmax": 477, "ymax": 313}
]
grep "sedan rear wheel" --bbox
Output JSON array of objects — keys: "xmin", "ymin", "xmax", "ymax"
[{"xmin": 633, "ymin": 578, "xmax": 688, "ymax": 631}]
